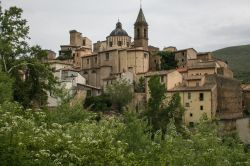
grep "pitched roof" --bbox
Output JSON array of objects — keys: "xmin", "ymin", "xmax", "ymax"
[
  {"xmin": 135, "ymin": 8, "xmax": 148, "ymax": 25},
  {"xmin": 168, "ymin": 84, "xmax": 216, "ymax": 92}
]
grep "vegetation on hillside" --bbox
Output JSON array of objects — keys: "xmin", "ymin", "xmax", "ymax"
[{"xmin": 213, "ymin": 45, "xmax": 250, "ymax": 83}]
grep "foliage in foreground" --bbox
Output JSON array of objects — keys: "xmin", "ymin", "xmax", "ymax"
[
  {"xmin": 85, "ymin": 79, "xmax": 133, "ymax": 112},
  {"xmin": 0, "ymin": 102, "xmax": 249, "ymax": 166}
]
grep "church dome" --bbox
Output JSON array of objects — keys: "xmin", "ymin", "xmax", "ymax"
[{"xmin": 110, "ymin": 21, "xmax": 128, "ymax": 36}]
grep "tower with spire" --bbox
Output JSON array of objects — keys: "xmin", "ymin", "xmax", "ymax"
[{"xmin": 134, "ymin": 7, "xmax": 148, "ymax": 50}]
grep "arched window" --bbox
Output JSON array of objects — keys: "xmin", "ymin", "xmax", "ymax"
[
  {"xmin": 144, "ymin": 28, "xmax": 147, "ymax": 38},
  {"xmin": 137, "ymin": 29, "xmax": 140, "ymax": 38}
]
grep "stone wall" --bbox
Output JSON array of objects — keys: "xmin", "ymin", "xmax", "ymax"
[{"xmin": 206, "ymin": 75, "xmax": 243, "ymax": 119}]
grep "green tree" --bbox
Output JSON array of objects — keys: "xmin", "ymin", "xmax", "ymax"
[
  {"xmin": 134, "ymin": 77, "xmax": 146, "ymax": 93},
  {"xmin": 84, "ymin": 94, "xmax": 112, "ymax": 112},
  {"xmin": 146, "ymin": 75, "xmax": 185, "ymax": 136},
  {"xmin": 106, "ymin": 79, "xmax": 133, "ymax": 112},
  {"xmin": 157, "ymin": 51, "xmax": 177, "ymax": 70},
  {"xmin": 0, "ymin": 69, "xmax": 13, "ymax": 104},
  {"xmin": 0, "ymin": 4, "xmax": 57, "ymax": 108}
]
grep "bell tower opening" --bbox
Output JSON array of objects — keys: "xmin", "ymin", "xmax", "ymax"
[{"xmin": 134, "ymin": 7, "xmax": 148, "ymax": 50}]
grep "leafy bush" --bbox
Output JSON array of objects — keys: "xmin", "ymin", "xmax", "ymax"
[
  {"xmin": 0, "ymin": 102, "xmax": 249, "ymax": 165},
  {"xmin": 0, "ymin": 70, "xmax": 13, "ymax": 104},
  {"xmin": 106, "ymin": 79, "xmax": 133, "ymax": 112},
  {"xmin": 84, "ymin": 94, "xmax": 112, "ymax": 112}
]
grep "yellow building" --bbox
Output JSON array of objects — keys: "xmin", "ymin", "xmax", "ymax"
[{"xmin": 167, "ymin": 84, "xmax": 217, "ymax": 125}]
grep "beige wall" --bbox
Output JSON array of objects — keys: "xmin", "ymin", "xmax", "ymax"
[
  {"xmin": 166, "ymin": 71, "xmax": 183, "ymax": 90},
  {"xmin": 188, "ymin": 68, "xmax": 216, "ymax": 77},
  {"xmin": 106, "ymin": 36, "xmax": 131, "ymax": 50},
  {"xmin": 197, "ymin": 53, "xmax": 212, "ymax": 61},
  {"xmin": 175, "ymin": 49, "xmax": 197, "ymax": 67},
  {"xmin": 167, "ymin": 90, "xmax": 214, "ymax": 125},
  {"xmin": 81, "ymin": 46, "xmax": 149, "ymax": 88},
  {"xmin": 145, "ymin": 71, "xmax": 183, "ymax": 100}
]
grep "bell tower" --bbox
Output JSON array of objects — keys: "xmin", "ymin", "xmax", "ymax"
[{"xmin": 134, "ymin": 7, "xmax": 148, "ymax": 50}]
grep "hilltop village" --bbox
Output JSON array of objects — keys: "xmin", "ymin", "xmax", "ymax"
[{"xmin": 44, "ymin": 7, "xmax": 249, "ymax": 127}]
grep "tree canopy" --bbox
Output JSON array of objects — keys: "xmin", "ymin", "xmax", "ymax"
[
  {"xmin": 0, "ymin": 4, "xmax": 57, "ymax": 108},
  {"xmin": 157, "ymin": 51, "xmax": 178, "ymax": 70}
]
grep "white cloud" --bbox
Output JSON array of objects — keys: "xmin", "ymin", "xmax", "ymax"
[{"xmin": 2, "ymin": 0, "xmax": 250, "ymax": 53}]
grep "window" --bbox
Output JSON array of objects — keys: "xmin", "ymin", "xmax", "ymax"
[
  {"xmin": 87, "ymin": 58, "xmax": 89, "ymax": 64},
  {"xmin": 199, "ymin": 93, "xmax": 204, "ymax": 101},
  {"xmin": 185, "ymin": 103, "xmax": 190, "ymax": 107},
  {"xmin": 188, "ymin": 92, "xmax": 191, "ymax": 99},
  {"xmin": 109, "ymin": 41, "xmax": 113, "ymax": 47},
  {"xmin": 200, "ymin": 106, "xmax": 203, "ymax": 110},
  {"xmin": 95, "ymin": 57, "xmax": 97, "ymax": 63},
  {"xmin": 144, "ymin": 53, "xmax": 148, "ymax": 58},
  {"xmin": 182, "ymin": 59, "xmax": 184, "ymax": 62},
  {"xmin": 92, "ymin": 70, "xmax": 96, "ymax": 73},
  {"xmin": 84, "ymin": 71, "xmax": 88, "ymax": 74},
  {"xmin": 144, "ymin": 28, "xmax": 147, "ymax": 38},
  {"xmin": 137, "ymin": 29, "xmax": 140, "ymax": 38},
  {"xmin": 196, "ymin": 82, "xmax": 199, "ymax": 87},
  {"xmin": 127, "ymin": 42, "xmax": 129, "ymax": 47},
  {"xmin": 105, "ymin": 53, "xmax": 110, "ymax": 60},
  {"xmin": 190, "ymin": 113, "xmax": 193, "ymax": 117},
  {"xmin": 82, "ymin": 39, "xmax": 86, "ymax": 46},
  {"xmin": 118, "ymin": 41, "xmax": 122, "ymax": 46}
]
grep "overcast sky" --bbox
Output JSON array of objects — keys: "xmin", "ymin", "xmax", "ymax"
[{"xmin": 2, "ymin": 0, "xmax": 250, "ymax": 54}]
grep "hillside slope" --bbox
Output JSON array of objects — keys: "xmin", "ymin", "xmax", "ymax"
[{"xmin": 213, "ymin": 45, "xmax": 250, "ymax": 83}]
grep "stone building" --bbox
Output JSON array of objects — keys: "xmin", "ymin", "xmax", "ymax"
[
  {"xmin": 174, "ymin": 48, "xmax": 198, "ymax": 68},
  {"xmin": 79, "ymin": 7, "xmax": 150, "ymax": 89},
  {"xmin": 145, "ymin": 70, "xmax": 183, "ymax": 100},
  {"xmin": 51, "ymin": 6, "xmax": 244, "ymax": 126},
  {"xmin": 242, "ymin": 84, "xmax": 250, "ymax": 111},
  {"xmin": 60, "ymin": 30, "xmax": 92, "ymax": 68},
  {"xmin": 167, "ymin": 83, "xmax": 217, "ymax": 125}
]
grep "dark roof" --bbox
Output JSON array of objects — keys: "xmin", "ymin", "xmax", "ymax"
[
  {"xmin": 135, "ymin": 8, "xmax": 148, "ymax": 26},
  {"xmin": 110, "ymin": 21, "xmax": 128, "ymax": 36},
  {"xmin": 168, "ymin": 84, "xmax": 216, "ymax": 92}
]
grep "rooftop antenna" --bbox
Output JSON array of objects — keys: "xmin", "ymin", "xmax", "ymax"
[
  {"xmin": 118, "ymin": 17, "xmax": 120, "ymax": 22},
  {"xmin": 140, "ymin": 0, "xmax": 142, "ymax": 8}
]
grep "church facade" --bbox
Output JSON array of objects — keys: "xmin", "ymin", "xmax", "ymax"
[{"xmin": 77, "ymin": 8, "xmax": 151, "ymax": 88}]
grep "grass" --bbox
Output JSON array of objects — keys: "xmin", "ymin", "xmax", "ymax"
[{"xmin": 213, "ymin": 44, "xmax": 250, "ymax": 83}]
